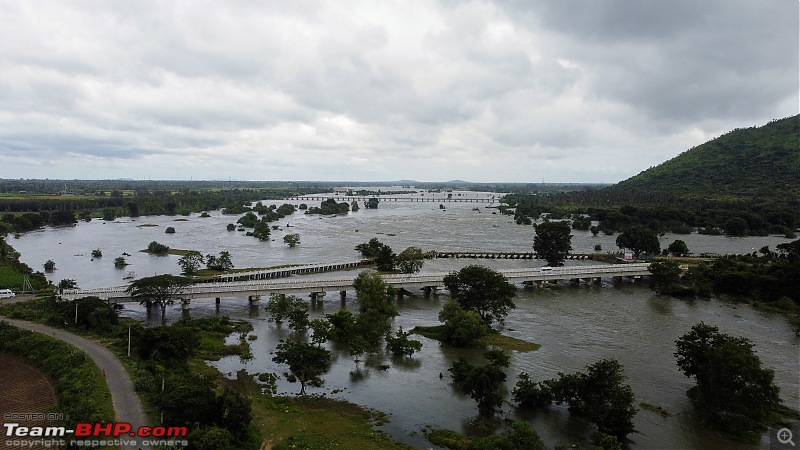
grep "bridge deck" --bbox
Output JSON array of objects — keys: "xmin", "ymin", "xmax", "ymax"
[{"xmin": 61, "ymin": 263, "xmax": 654, "ymax": 302}]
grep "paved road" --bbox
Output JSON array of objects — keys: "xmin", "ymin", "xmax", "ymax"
[{"xmin": 2, "ymin": 318, "xmax": 152, "ymax": 450}]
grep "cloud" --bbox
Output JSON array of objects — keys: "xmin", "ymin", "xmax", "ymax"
[{"xmin": 0, "ymin": 0, "xmax": 796, "ymax": 182}]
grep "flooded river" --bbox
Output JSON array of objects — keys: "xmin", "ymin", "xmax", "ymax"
[{"xmin": 10, "ymin": 190, "xmax": 799, "ymax": 449}]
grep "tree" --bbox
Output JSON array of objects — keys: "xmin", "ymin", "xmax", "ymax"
[
  {"xmin": 265, "ymin": 294, "xmax": 310, "ymax": 332},
  {"xmin": 57, "ymin": 279, "xmax": 78, "ymax": 291},
  {"xmin": 353, "ymin": 271, "xmax": 398, "ymax": 318},
  {"xmin": 365, "ymin": 197, "xmax": 379, "ymax": 209},
  {"xmin": 237, "ymin": 211, "xmax": 259, "ymax": 228},
  {"xmin": 437, "ymin": 300, "xmax": 488, "ymax": 347},
  {"xmin": 272, "ymin": 339, "xmax": 332, "ymax": 394},
  {"xmin": 648, "ymin": 260, "xmax": 683, "ymax": 294},
  {"xmin": 517, "ymin": 359, "xmax": 637, "ymax": 440},
  {"xmin": 385, "ymin": 327, "xmax": 423, "ymax": 357},
  {"xmin": 252, "ymin": 220, "xmax": 271, "ymax": 241},
  {"xmin": 473, "ymin": 421, "xmax": 546, "ymax": 450},
  {"xmin": 373, "ymin": 244, "xmax": 396, "ymax": 271},
  {"xmin": 323, "ymin": 310, "xmax": 357, "ymax": 342},
  {"xmin": 43, "ymin": 259, "xmax": 56, "ymax": 272},
  {"xmin": 616, "ymin": 225, "xmax": 660, "ymax": 257},
  {"xmin": 206, "ymin": 251, "xmax": 234, "ymax": 271},
  {"xmin": 91, "ymin": 249, "xmax": 102, "ymax": 258},
  {"xmin": 512, "ymin": 373, "xmax": 553, "ymax": 409},
  {"xmin": 723, "ymin": 217, "xmax": 749, "ymax": 236},
  {"xmin": 125, "ymin": 274, "xmax": 192, "ymax": 323},
  {"xmin": 532, "ymin": 221, "xmax": 573, "ymax": 266},
  {"xmin": 146, "ymin": 241, "xmax": 170, "ymax": 255},
  {"xmin": 353, "ymin": 271, "xmax": 398, "ymax": 351},
  {"xmin": 396, "ymin": 246, "xmax": 424, "ymax": 274},
  {"xmin": 177, "ymin": 250, "xmax": 205, "ymax": 275},
  {"xmin": 165, "ymin": 226, "xmax": 176, "ymax": 234},
  {"xmin": 226, "ymin": 223, "xmax": 235, "ymax": 231},
  {"xmin": 55, "ymin": 296, "xmax": 118, "ymax": 333},
  {"xmin": 443, "ymin": 265, "xmax": 517, "ymax": 325},
  {"xmin": 675, "ymin": 323, "xmax": 780, "ymax": 437},
  {"xmin": 283, "ymin": 233, "xmax": 300, "ymax": 247},
  {"xmin": 449, "ymin": 349, "xmax": 510, "ymax": 417},
  {"xmin": 667, "ymin": 239, "xmax": 689, "ymax": 256},
  {"xmin": 355, "ymin": 238, "xmax": 396, "ymax": 270},
  {"xmin": 113, "ymin": 256, "xmax": 127, "ymax": 268}
]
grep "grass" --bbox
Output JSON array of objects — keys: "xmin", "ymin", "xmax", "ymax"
[
  {"xmin": 227, "ymin": 372, "xmax": 412, "ymax": 450},
  {"xmin": 639, "ymin": 402, "xmax": 671, "ymax": 418},
  {"xmin": 139, "ymin": 247, "xmax": 193, "ymax": 256},
  {"xmin": 411, "ymin": 325, "xmax": 540, "ymax": 352},
  {"xmin": 425, "ymin": 429, "xmax": 476, "ymax": 450},
  {"xmin": 0, "ymin": 265, "xmax": 24, "ymax": 290}
]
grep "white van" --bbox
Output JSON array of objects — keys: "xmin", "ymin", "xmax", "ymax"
[
  {"xmin": 0, "ymin": 289, "xmax": 16, "ymax": 299},
  {"xmin": 539, "ymin": 266, "xmax": 553, "ymax": 273}
]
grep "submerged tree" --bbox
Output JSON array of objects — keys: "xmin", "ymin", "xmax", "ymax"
[
  {"xmin": 533, "ymin": 221, "xmax": 573, "ymax": 266},
  {"xmin": 675, "ymin": 323, "xmax": 780, "ymax": 438},
  {"xmin": 396, "ymin": 246, "xmax": 425, "ymax": 274},
  {"xmin": 443, "ymin": 265, "xmax": 516, "ymax": 325},
  {"xmin": 283, "ymin": 233, "xmax": 301, "ymax": 248},
  {"xmin": 272, "ymin": 339, "xmax": 332, "ymax": 395},
  {"xmin": 177, "ymin": 251, "xmax": 205, "ymax": 275},
  {"xmin": 449, "ymin": 350, "xmax": 511, "ymax": 417},
  {"xmin": 616, "ymin": 225, "xmax": 660, "ymax": 257}
]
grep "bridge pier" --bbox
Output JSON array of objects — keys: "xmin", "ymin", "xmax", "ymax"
[
  {"xmin": 310, "ymin": 292, "xmax": 326, "ymax": 304},
  {"xmin": 340, "ymin": 291, "xmax": 347, "ymax": 302},
  {"xmin": 422, "ymin": 286, "xmax": 441, "ymax": 297},
  {"xmin": 181, "ymin": 298, "xmax": 191, "ymax": 310},
  {"xmin": 248, "ymin": 295, "xmax": 261, "ymax": 306}
]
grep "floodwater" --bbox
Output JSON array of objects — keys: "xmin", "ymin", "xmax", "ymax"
[{"xmin": 10, "ymin": 190, "xmax": 800, "ymax": 449}]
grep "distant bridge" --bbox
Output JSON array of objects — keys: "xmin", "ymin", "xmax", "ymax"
[
  {"xmin": 289, "ymin": 195, "xmax": 498, "ymax": 203},
  {"xmin": 61, "ymin": 264, "xmax": 654, "ymax": 308},
  {"xmin": 426, "ymin": 252, "xmax": 595, "ymax": 260}
]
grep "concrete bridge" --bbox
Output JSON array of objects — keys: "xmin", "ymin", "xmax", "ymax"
[
  {"xmin": 61, "ymin": 263, "xmax": 654, "ymax": 308},
  {"xmin": 289, "ymin": 195, "xmax": 497, "ymax": 203},
  {"xmin": 426, "ymin": 252, "xmax": 595, "ymax": 260},
  {"xmin": 207, "ymin": 259, "xmax": 374, "ymax": 283}
]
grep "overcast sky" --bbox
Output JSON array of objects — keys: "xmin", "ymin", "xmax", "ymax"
[{"xmin": 0, "ymin": 1, "xmax": 796, "ymax": 183}]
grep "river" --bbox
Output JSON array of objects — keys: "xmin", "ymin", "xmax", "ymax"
[{"xmin": 9, "ymin": 189, "xmax": 799, "ymax": 449}]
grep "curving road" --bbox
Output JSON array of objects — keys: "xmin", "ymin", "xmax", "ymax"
[{"xmin": 3, "ymin": 318, "xmax": 152, "ymax": 450}]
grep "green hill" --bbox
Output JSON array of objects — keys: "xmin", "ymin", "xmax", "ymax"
[{"xmin": 606, "ymin": 115, "xmax": 799, "ymax": 203}]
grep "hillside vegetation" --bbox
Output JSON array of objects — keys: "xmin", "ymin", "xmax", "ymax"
[
  {"xmin": 504, "ymin": 116, "xmax": 799, "ymax": 237},
  {"xmin": 605, "ymin": 115, "xmax": 799, "ymax": 203}
]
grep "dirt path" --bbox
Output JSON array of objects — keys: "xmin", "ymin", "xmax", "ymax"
[{"xmin": 2, "ymin": 318, "xmax": 152, "ymax": 450}]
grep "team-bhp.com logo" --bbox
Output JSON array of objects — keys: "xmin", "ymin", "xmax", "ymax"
[{"xmin": 4, "ymin": 422, "xmax": 188, "ymax": 448}]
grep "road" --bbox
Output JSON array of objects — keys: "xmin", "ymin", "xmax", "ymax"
[{"xmin": 3, "ymin": 318, "xmax": 152, "ymax": 450}]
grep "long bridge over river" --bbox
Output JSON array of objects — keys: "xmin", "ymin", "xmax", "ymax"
[
  {"xmin": 61, "ymin": 263, "xmax": 654, "ymax": 309},
  {"xmin": 289, "ymin": 195, "xmax": 499, "ymax": 203}
]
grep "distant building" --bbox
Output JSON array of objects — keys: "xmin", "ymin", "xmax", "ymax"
[
  {"xmin": 333, "ymin": 187, "xmax": 349, "ymax": 194},
  {"xmin": 622, "ymin": 249, "xmax": 634, "ymax": 261}
]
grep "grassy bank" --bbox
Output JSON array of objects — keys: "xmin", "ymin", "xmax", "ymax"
[{"xmin": 411, "ymin": 325, "xmax": 540, "ymax": 352}]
